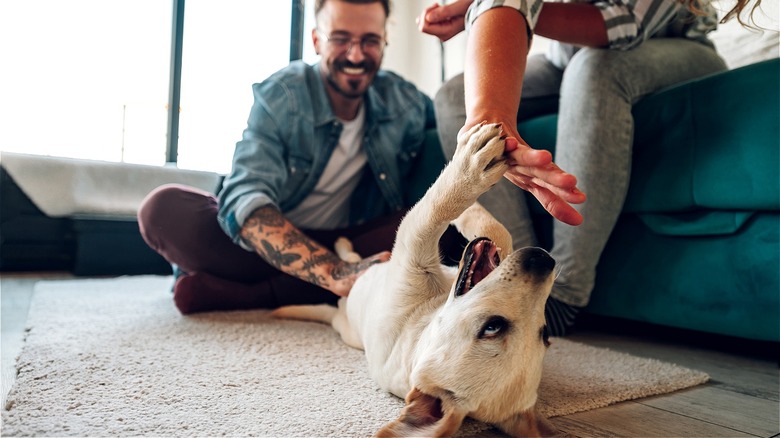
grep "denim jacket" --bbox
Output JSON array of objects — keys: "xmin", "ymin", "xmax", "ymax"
[{"xmin": 217, "ymin": 61, "xmax": 435, "ymax": 249}]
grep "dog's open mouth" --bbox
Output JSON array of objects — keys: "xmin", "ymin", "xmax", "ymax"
[{"xmin": 454, "ymin": 237, "xmax": 500, "ymax": 297}]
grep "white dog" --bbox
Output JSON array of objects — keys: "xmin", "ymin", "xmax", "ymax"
[{"xmin": 273, "ymin": 123, "xmax": 560, "ymax": 437}]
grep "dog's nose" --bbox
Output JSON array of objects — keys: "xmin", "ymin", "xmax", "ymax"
[{"xmin": 518, "ymin": 247, "xmax": 555, "ymax": 276}]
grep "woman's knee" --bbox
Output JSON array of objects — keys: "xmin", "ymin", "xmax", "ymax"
[
  {"xmin": 563, "ymin": 41, "xmax": 727, "ymax": 100},
  {"xmin": 563, "ymin": 48, "xmax": 622, "ymax": 89}
]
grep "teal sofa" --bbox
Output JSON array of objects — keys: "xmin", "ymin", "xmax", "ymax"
[{"xmin": 409, "ymin": 58, "xmax": 779, "ymax": 342}]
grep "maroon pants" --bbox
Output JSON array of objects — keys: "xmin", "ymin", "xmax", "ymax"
[{"xmin": 138, "ymin": 184, "xmax": 464, "ymax": 314}]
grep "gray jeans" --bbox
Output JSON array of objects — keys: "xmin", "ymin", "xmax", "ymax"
[{"xmin": 435, "ymin": 38, "xmax": 727, "ymax": 307}]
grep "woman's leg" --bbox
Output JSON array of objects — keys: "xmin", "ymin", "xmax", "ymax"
[{"xmin": 550, "ymin": 39, "xmax": 727, "ymax": 320}]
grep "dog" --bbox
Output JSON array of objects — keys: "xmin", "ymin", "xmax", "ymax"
[{"xmin": 272, "ymin": 123, "xmax": 560, "ymax": 437}]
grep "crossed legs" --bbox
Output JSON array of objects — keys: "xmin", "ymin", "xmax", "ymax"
[{"xmin": 137, "ymin": 184, "xmax": 404, "ymax": 314}]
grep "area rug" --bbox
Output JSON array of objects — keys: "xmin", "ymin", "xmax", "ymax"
[{"xmin": 2, "ymin": 276, "xmax": 709, "ymax": 437}]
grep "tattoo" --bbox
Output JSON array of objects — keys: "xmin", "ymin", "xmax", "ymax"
[
  {"xmin": 241, "ymin": 206, "xmax": 284, "ymax": 239},
  {"xmin": 301, "ymin": 252, "xmax": 342, "ymax": 272},
  {"xmin": 332, "ymin": 257, "xmax": 383, "ymax": 280},
  {"xmin": 296, "ymin": 270, "xmax": 328, "ymax": 287},
  {"xmin": 238, "ymin": 204, "xmax": 341, "ymax": 289},
  {"xmin": 252, "ymin": 206, "xmax": 286, "ymax": 227},
  {"xmin": 259, "ymin": 240, "xmax": 302, "ymax": 268},
  {"xmin": 283, "ymin": 228, "xmax": 320, "ymax": 253}
]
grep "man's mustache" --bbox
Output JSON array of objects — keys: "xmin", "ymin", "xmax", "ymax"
[{"xmin": 334, "ymin": 60, "xmax": 375, "ymax": 71}]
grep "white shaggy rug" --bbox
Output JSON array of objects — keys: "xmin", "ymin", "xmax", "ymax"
[{"xmin": 2, "ymin": 276, "xmax": 709, "ymax": 437}]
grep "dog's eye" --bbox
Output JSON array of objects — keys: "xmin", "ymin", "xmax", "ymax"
[{"xmin": 479, "ymin": 316, "xmax": 509, "ymax": 339}]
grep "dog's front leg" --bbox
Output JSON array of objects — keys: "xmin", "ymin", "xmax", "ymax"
[
  {"xmin": 393, "ymin": 123, "xmax": 508, "ymax": 287},
  {"xmin": 451, "ymin": 201, "xmax": 513, "ymax": 261}
]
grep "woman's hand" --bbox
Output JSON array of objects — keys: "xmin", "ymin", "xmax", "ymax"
[
  {"xmin": 327, "ymin": 251, "xmax": 391, "ymax": 297},
  {"xmin": 461, "ymin": 120, "xmax": 586, "ymax": 226},
  {"xmin": 504, "ymin": 136, "xmax": 586, "ymax": 226},
  {"xmin": 417, "ymin": 0, "xmax": 474, "ymax": 42}
]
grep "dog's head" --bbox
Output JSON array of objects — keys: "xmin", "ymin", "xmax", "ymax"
[{"xmin": 377, "ymin": 239, "xmax": 557, "ymax": 437}]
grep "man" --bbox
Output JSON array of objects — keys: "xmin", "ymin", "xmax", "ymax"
[{"xmin": 139, "ymin": 0, "xmax": 579, "ymax": 315}]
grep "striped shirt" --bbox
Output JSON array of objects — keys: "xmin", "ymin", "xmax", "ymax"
[{"xmin": 465, "ymin": 0, "xmax": 719, "ymax": 68}]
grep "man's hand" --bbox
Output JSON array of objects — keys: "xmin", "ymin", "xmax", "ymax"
[
  {"xmin": 328, "ymin": 251, "xmax": 391, "ymax": 297},
  {"xmin": 417, "ymin": 0, "xmax": 473, "ymax": 42}
]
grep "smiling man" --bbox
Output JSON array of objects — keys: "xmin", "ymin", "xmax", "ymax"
[
  {"xmin": 137, "ymin": 0, "xmax": 440, "ymax": 314},
  {"xmin": 138, "ymin": 0, "xmax": 579, "ymax": 316}
]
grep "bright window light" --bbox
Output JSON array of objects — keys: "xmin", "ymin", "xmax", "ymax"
[
  {"xmin": 0, "ymin": 1, "xmax": 295, "ymax": 175},
  {"xmin": 176, "ymin": 1, "xmax": 292, "ymax": 174},
  {"xmin": 0, "ymin": 0, "xmax": 171, "ymax": 165}
]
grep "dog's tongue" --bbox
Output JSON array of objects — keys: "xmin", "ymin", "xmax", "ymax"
[{"xmin": 455, "ymin": 238, "xmax": 499, "ymax": 296}]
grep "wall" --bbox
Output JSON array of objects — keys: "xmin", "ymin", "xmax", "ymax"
[{"xmin": 381, "ymin": 1, "xmax": 443, "ymax": 97}]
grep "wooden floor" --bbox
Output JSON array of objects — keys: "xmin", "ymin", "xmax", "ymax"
[{"xmin": 2, "ymin": 273, "xmax": 778, "ymax": 437}]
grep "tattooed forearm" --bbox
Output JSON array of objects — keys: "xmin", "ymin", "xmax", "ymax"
[
  {"xmin": 251, "ymin": 206, "xmax": 286, "ymax": 227},
  {"xmin": 283, "ymin": 228, "xmax": 321, "ymax": 253},
  {"xmin": 259, "ymin": 240, "xmax": 302, "ymax": 268},
  {"xmin": 296, "ymin": 270, "xmax": 329, "ymax": 287},
  {"xmin": 239, "ymin": 204, "xmax": 342, "ymax": 291}
]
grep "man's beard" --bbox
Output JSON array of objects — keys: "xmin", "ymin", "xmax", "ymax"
[{"xmin": 326, "ymin": 59, "xmax": 377, "ymax": 99}]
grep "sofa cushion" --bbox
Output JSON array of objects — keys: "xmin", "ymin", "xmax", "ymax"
[{"xmin": 637, "ymin": 210, "xmax": 754, "ymax": 236}]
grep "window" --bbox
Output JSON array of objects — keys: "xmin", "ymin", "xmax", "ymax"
[
  {"xmin": 0, "ymin": 0, "xmax": 171, "ymax": 165},
  {"xmin": 0, "ymin": 1, "xmax": 303, "ymax": 174},
  {"xmin": 176, "ymin": 1, "xmax": 293, "ymax": 174}
]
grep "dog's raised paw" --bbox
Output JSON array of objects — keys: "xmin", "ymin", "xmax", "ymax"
[{"xmin": 453, "ymin": 123, "xmax": 508, "ymax": 191}]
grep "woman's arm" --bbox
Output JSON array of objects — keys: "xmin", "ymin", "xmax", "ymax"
[{"xmin": 465, "ymin": 6, "xmax": 586, "ymax": 226}]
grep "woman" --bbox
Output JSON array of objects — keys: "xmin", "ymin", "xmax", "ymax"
[{"xmin": 418, "ymin": 0, "xmax": 751, "ymax": 335}]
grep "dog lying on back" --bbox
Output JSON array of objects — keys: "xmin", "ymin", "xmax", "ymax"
[{"xmin": 273, "ymin": 123, "xmax": 561, "ymax": 437}]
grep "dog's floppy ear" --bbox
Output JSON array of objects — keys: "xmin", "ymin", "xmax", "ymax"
[
  {"xmin": 375, "ymin": 387, "xmax": 466, "ymax": 438},
  {"xmin": 495, "ymin": 406, "xmax": 567, "ymax": 438}
]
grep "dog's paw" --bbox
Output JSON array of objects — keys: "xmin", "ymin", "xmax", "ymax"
[
  {"xmin": 334, "ymin": 237, "xmax": 362, "ymax": 263},
  {"xmin": 452, "ymin": 122, "xmax": 509, "ymax": 192}
]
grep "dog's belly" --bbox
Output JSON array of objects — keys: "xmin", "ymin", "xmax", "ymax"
[{"xmin": 346, "ymin": 262, "xmax": 458, "ymax": 398}]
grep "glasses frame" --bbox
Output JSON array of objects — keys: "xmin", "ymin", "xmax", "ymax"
[{"xmin": 316, "ymin": 29, "xmax": 388, "ymax": 56}]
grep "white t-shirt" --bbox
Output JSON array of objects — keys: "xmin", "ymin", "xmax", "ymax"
[{"xmin": 286, "ymin": 105, "xmax": 368, "ymax": 230}]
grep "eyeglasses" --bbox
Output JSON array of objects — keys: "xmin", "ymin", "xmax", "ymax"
[{"xmin": 317, "ymin": 30, "xmax": 387, "ymax": 56}]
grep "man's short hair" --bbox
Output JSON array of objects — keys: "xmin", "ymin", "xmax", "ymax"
[{"xmin": 314, "ymin": 0, "xmax": 391, "ymax": 20}]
